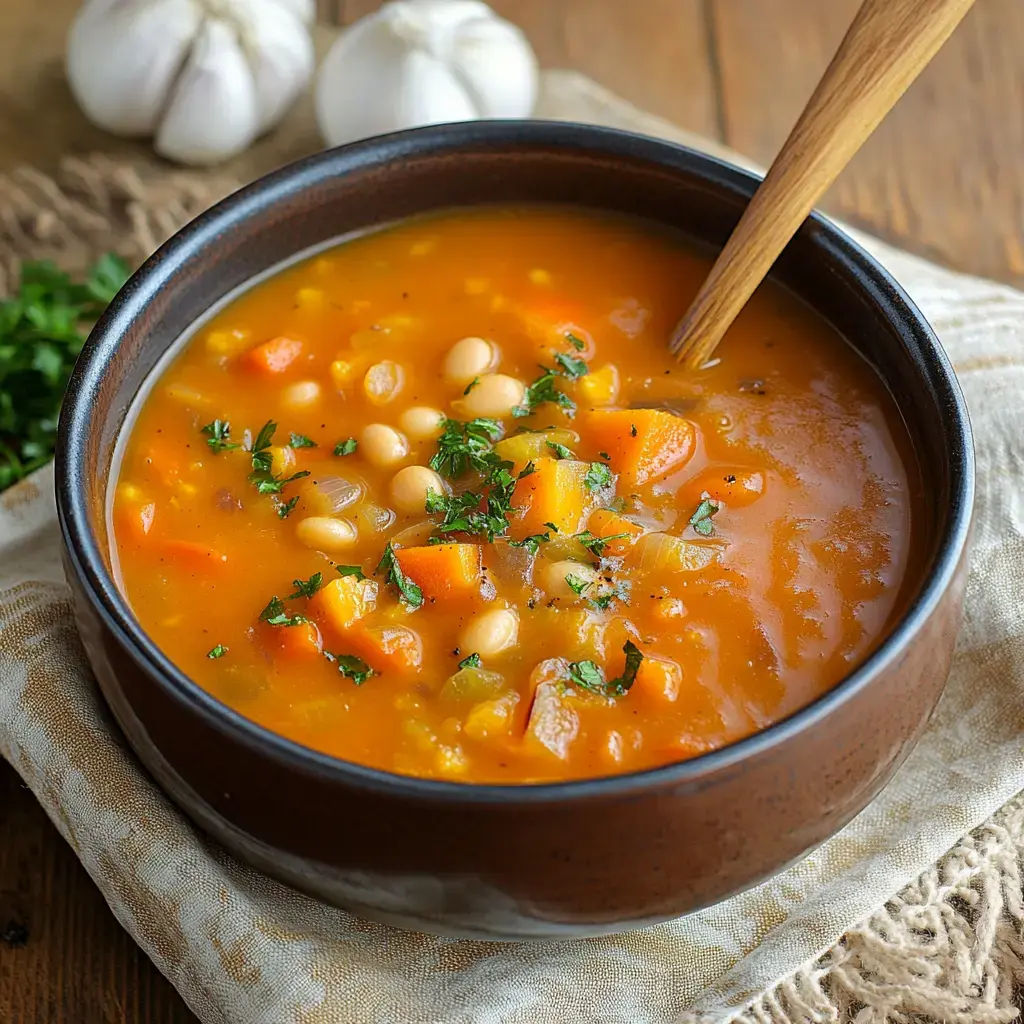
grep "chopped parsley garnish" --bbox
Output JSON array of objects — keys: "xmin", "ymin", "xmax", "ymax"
[
  {"xmin": 246, "ymin": 420, "xmax": 309, "ymax": 495},
  {"xmin": 288, "ymin": 432, "xmax": 317, "ymax": 449},
  {"xmin": 553, "ymin": 351, "xmax": 588, "ymax": 380},
  {"xmin": 251, "ymin": 469, "xmax": 309, "ymax": 495},
  {"xmin": 566, "ymin": 332, "xmax": 586, "ymax": 351},
  {"xmin": 584, "ymin": 461, "xmax": 614, "ymax": 491},
  {"xmin": 513, "ymin": 369, "xmax": 575, "ymax": 419},
  {"xmin": 429, "ymin": 417, "xmax": 503, "ymax": 478},
  {"xmin": 334, "ymin": 437, "xmax": 358, "ymax": 456},
  {"xmin": 545, "ymin": 440, "xmax": 574, "ymax": 460},
  {"xmin": 568, "ymin": 640, "xmax": 644, "ymax": 698},
  {"xmin": 458, "ymin": 652, "xmax": 482, "ymax": 669},
  {"xmin": 206, "ymin": 644, "xmax": 229, "ymax": 659},
  {"xmin": 689, "ymin": 497, "xmax": 720, "ymax": 537},
  {"xmin": 463, "ymin": 376, "xmax": 481, "ymax": 395},
  {"xmin": 375, "ymin": 542, "xmax": 423, "ymax": 608},
  {"xmin": 598, "ymin": 451, "xmax": 611, "ymax": 461},
  {"xmin": 588, "ymin": 579, "xmax": 631, "ymax": 611},
  {"xmin": 335, "ymin": 564, "xmax": 367, "ymax": 579},
  {"xmin": 507, "ymin": 531, "xmax": 551, "ymax": 555},
  {"xmin": 564, "ymin": 572, "xmax": 593, "ymax": 596},
  {"xmin": 201, "ymin": 419, "xmax": 240, "ymax": 454},
  {"xmin": 258, "ymin": 595, "xmax": 308, "ymax": 627},
  {"xmin": 575, "ymin": 529, "xmax": 630, "ymax": 558},
  {"xmin": 288, "ymin": 572, "xmax": 323, "ymax": 599},
  {"xmin": 630, "ymin": 423, "xmax": 638, "ymax": 437},
  {"xmin": 277, "ymin": 495, "xmax": 300, "ymax": 519},
  {"xmin": 544, "ymin": 522, "xmax": 560, "ymax": 533},
  {"xmin": 325, "ymin": 651, "xmax": 374, "ymax": 686}
]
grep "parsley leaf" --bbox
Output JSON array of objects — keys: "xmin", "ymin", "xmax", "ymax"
[
  {"xmin": 568, "ymin": 640, "xmax": 643, "ymax": 698},
  {"xmin": 564, "ymin": 572, "xmax": 593, "ymax": 596},
  {"xmin": 507, "ymin": 531, "xmax": 551, "ymax": 555},
  {"xmin": 584, "ymin": 461, "xmax": 614, "ymax": 491},
  {"xmin": 207, "ymin": 644, "xmax": 229, "ymax": 659},
  {"xmin": 429, "ymin": 417, "xmax": 503, "ymax": 479},
  {"xmin": 201, "ymin": 419, "xmax": 240, "ymax": 454},
  {"xmin": 288, "ymin": 572, "xmax": 323, "ymax": 599},
  {"xmin": 288, "ymin": 432, "xmax": 317, "ymax": 449},
  {"xmin": 565, "ymin": 331, "xmax": 586, "ymax": 352},
  {"xmin": 689, "ymin": 497, "xmax": 720, "ymax": 537},
  {"xmin": 575, "ymin": 529, "xmax": 631, "ymax": 558},
  {"xmin": 335, "ymin": 564, "xmax": 367, "ymax": 579},
  {"xmin": 513, "ymin": 369, "xmax": 575, "ymax": 419},
  {"xmin": 251, "ymin": 469, "xmax": 309, "ymax": 495},
  {"xmin": 375, "ymin": 542, "xmax": 423, "ymax": 608},
  {"xmin": 249, "ymin": 420, "xmax": 276, "ymax": 473},
  {"xmin": 544, "ymin": 521, "xmax": 560, "ymax": 533},
  {"xmin": 630, "ymin": 423, "xmax": 638, "ymax": 437},
  {"xmin": 463, "ymin": 376, "xmax": 481, "ymax": 395},
  {"xmin": 325, "ymin": 651, "xmax": 374, "ymax": 686},
  {"xmin": 0, "ymin": 253, "xmax": 129, "ymax": 492},
  {"xmin": 258, "ymin": 595, "xmax": 308, "ymax": 627},
  {"xmin": 277, "ymin": 495, "xmax": 300, "ymax": 519},
  {"xmin": 458, "ymin": 652, "xmax": 482, "ymax": 669},
  {"xmin": 334, "ymin": 437, "xmax": 358, "ymax": 456},
  {"xmin": 588, "ymin": 578, "xmax": 631, "ymax": 611},
  {"xmin": 545, "ymin": 440, "xmax": 574, "ymax": 460},
  {"xmin": 554, "ymin": 351, "xmax": 588, "ymax": 380}
]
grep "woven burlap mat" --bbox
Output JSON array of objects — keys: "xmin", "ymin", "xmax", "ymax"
[{"xmin": 3, "ymin": 126, "xmax": 1023, "ymax": 1022}]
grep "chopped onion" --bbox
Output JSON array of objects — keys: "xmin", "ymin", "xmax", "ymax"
[
  {"xmin": 632, "ymin": 532, "xmax": 719, "ymax": 573},
  {"xmin": 350, "ymin": 501, "xmax": 395, "ymax": 534},
  {"xmin": 486, "ymin": 539, "xmax": 536, "ymax": 587},
  {"xmin": 440, "ymin": 666, "xmax": 506, "ymax": 704},
  {"xmin": 390, "ymin": 520, "xmax": 436, "ymax": 549},
  {"xmin": 526, "ymin": 679, "xmax": 579, "ymax": 760},
  {"xmin": 305, "ymin": 475, "xmax": 363, "ymax": 515}
]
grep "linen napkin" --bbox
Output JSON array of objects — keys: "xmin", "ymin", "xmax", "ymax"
[{"xmin": 2, "ymin": 71, "xmax": 1024, "ymax": 1024}]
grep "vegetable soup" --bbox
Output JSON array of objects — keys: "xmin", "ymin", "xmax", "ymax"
[{"xmin": 111, "ymin": 207, "xmax": 920, "ymax": 783}]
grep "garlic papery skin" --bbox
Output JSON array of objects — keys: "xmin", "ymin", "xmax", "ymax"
[
  {"xmin": 66, "ymin": 0, "xmax": 315, "ymax": 167},
  {"xmin": 315, "ymin": 1, "xmax": 539, "ymax": 149}
]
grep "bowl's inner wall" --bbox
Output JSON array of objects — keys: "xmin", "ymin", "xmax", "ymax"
[{"xmin": 85, "ymin": 135, "xmax": 952, "ymax": 592}]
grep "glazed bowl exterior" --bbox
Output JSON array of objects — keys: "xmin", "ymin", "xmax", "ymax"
[{"xmin": 55, "ymin": 122, "xmax": 974, "ymax": 939}]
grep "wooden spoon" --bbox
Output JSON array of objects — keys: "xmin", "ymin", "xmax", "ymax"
[{"xmin": 670, "ymin": 0, "xmax": 976, "ymax": 370}]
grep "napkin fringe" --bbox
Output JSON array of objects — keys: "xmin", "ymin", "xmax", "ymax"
[{"xmin": 683, "ymin": 794, "xmax": 1024, "ymax": 1024}]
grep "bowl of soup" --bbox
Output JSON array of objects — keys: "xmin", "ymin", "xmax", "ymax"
[{"xmin": 56, "ymin": 122, "xmax": 973, "ymax": 938}]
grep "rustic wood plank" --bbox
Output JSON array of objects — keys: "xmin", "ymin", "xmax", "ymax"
[{"xmin": 712, "ymin": 0, "xmax": 1024, "ymax": 286}]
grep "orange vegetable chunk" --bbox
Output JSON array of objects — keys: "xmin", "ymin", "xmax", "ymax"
[
  {"xmin": 511, "ymin": 457, "xmax": 591, "ymax": 536},
  {"xmin": 395, "ymin": 543, "xmax": 482, "ymax": 600},
  {"xmin": 242, "ymin": 335, "xmax": 304, "ymax": 375},
  {"xmin": 586, "ymin": 508, "xmax": 644, "ymax": 556},
  {"xmin": 263, "ymin": 620, "xmax": 323, "ymax": 660},
  {"xmin": 585, "ymin": 408, "xmax": 695, "ymax": 488},
  {"xmin": 310, "ymin": 576, "xmax": 378, "ymax": 635},
  {"xmin": 633, "ymin": 656, "xmax": 682, "ymax": 704},
  {"xmin": 347, "ymin": 625, "xmax": 423, "ymax": 676},
  {"xmin": 161, "ymin": 540, "xmax": 228, "ymax": 571}
]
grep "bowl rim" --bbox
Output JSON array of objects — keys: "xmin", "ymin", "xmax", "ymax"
[{"xmin": 56, "ymin": 120, "xmax": 975, "ymax": 805}]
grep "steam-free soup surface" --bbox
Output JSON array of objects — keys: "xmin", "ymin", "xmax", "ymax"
[{"xmin": 112, "ymin": 207, "xmax": 918, "ymax": 783}]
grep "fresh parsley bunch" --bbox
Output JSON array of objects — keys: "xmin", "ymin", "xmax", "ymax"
[{"xmin": 0, "ymin": 254, "xmax": 130, "ymax": 491}]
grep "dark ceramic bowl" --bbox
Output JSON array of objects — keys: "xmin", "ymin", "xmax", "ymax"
[{"xmin": 55, "ymin": 122, "xmax": 973, "ymax": 940}]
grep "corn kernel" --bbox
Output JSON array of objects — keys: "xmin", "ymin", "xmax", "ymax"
[
  {"xmin": 295, "ymin": 287, "xmax": 324, "ymax": 309},
  {"xmin": 204, "ymin": 329, "xmax": 249, "ymax": 357},
  {"xmin": 330, "ymin": 358, "xmax": 359, "ymax": 388},
  {"xmin": 578, "ymin": 364, "xmax": 620, "ymax": 406},
  {"xmin": 268, "ymin": 445, "xmax": 296, "ymax": 477},
  {"xmin": 434, "ymin": 744, "xmax": 469, "ymax": 777},
  {"xmin": 528, "ymin": 268, "xmax": 552, "ymax": 286}
]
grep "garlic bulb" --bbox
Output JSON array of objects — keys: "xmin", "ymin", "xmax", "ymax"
[
  {"xmin": 315, "ymin": 0, "xmax": 538, "ymax": 148},
  {"xmin": 66, "ymin": 0, "xmax": 315, "ymax": 166}
]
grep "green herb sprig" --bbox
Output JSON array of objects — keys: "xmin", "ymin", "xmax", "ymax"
[{"xmin": 568, "ymin": 640, "xmax": 644, "ymax": 698}]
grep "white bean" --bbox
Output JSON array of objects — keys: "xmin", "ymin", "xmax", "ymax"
[
  {"xmin": 443, "ymin": 336, "xmax": 498, "ymax": 385},
  {"xmin": 281, "ymin": 380, "xmax": 322, "ymax": 410},
  {"xmin": 460, "ymin": 608, "xmax": 519, "ymax": 658},
  {"xmin": 363, "ymin": 360, "xmax": 405, "ymax": 405},
  {"xmin": 390, "ymin": 465, "xmax": 448, "ymax": 515},
  {"xmin": 296, "ymin": 516, "xmax": 358, "ymax": 554},
  {"xmin": 456, "ymin": 373, "xmax": 526, "ymax": 418},
  {"xmin": 399, "ymin": 405, "xmax": 446, "ymax": 441},
  {"xmin": 360, "ymin": 424, "xmax": 409, "ymax": 467},
  {"xmin": 540, "ymin": 560, "xmax": 600, "ymax": 601}
]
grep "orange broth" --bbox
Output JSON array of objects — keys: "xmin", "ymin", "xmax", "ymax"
[{"xmin": 111, "ymin": 207, "xmax": 920, "ymax": 783}]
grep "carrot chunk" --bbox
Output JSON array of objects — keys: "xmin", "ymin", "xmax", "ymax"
[
  {"xmin": 586, "ymin": 508, "xmax": 644, "ymax": 556},
  {"xmin": 242, "ymin": 335, "xmax": 304, "ymax": 375},
  {"xmin": 395, "ymin": 543, "xmax": 482, "ymax": 600},
  {"xmin": 263, "ymin": 620, "xmax": 323, "ymax": 660},
  {"xmin": 633, "ymin": 656, "xmax": 682, "ymax": 704},
  {"xmin": 310, "ymin": 576, "xmax": 378, "ymax": 634},
  {"xmin": 511, "ymin": 457, "xmax": 591, "ymax": 536},
  {"xmin": 584, "ymin": 408, "xmax": 695, "ymax": 488},
  {"xmin": 161, "ymin": 540, "xmax": 228, "ymax": 570},
  {"xmin": 346, "ymin": 624, "xmax": 423, "ymax": 675}
]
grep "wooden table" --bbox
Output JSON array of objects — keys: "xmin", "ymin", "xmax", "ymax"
[{"xmin": 1, "ymin": 1, "xmax": 1022, "ymax": 1020}]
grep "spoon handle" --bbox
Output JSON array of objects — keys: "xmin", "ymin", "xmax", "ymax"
[{"xmin": 671, "ymin": 0, "xmax": 975, "ymax": 368}]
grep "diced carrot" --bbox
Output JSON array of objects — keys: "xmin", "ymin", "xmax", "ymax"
[
  {"xmin": 511, "ymin": 457, "xmax": 591, "ymax": 536},
  {"xmin": 584, "ymin": 408, "xmax": 695, "ymax": 488},
  {"xmin": 681, "ymin": 467, "xmax": 765, "ymax": 508},
  {"xmin": 347, "ymin": 624, "xmax": 423, "ymax": 676},
  {"xmin": 262, "ymin": 620, "xmax": 323, "ymax": 660},
  {"xmin": 310, "ymin": 576, "xmax": 378, "ymax": 634},
  {"xmin": 578, "ymin": 364, "xmax": 619, "ymax": 407},
  {"xmin": 395, "ymin": 543, "xmax": 482, "ymax": 600},
  {"xmin": 632, "ymin": 656, "xmax": 682, "ymax": 704},
  {"xmin": 160, "ymin": 540, "xmax": 228, "ymax": 570},
  {"xmin": 242, "ymin": 335, "xmax": 304, "ymax": 375},
  {"xmin": 116, "ymin": 498, "xmax": 157, "ymax": 541},
  {"xmin": 586, "ymin": 508, "xmax": 644, "ymax": 556}
]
